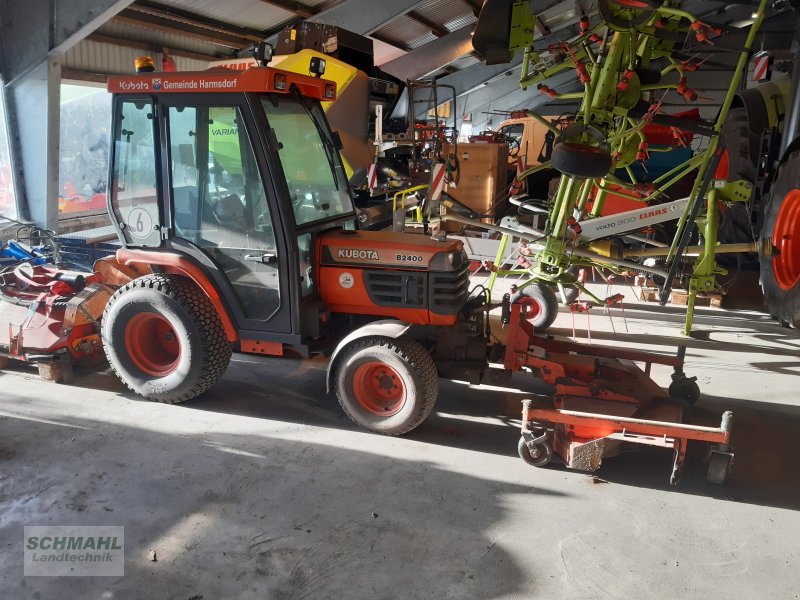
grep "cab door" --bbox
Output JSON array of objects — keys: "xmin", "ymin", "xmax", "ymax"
[{"xmin": 161, "ymin": 97, "xmax": 293, "ymax": 336}]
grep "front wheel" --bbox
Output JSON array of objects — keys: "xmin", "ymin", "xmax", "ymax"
[
  {"xmin": 102, "ymin": 274, "xmax": 232, "ymax": 403},
  {"xmin": 333, "ymin": 336, "xmax": 438, "ymax": 436}
]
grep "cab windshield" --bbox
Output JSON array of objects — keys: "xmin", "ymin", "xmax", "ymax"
[{"xmin": 261, "ymin": 95, "xmax": 353, "ymax": 227}]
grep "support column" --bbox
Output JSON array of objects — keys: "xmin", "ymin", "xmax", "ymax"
[
  {"xmin": 0, "ymin": 0, "xmax": 133, "ymax": 229},
  {"xmin": 5, "ymin": 59, "xmax": 61, "ymax": 229}
]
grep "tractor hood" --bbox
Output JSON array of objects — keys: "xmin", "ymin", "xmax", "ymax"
[{"xmin": 319, "ymin": 230, "xmax": 466, "ymax": 272}]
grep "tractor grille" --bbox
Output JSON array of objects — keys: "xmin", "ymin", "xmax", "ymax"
[
  {"xmin": 429, "ymin": 263, "xmax": 470, "ymax": 315},
  {"xmin": 364, "ymin": 271, "xmax": 426, "ymax": 308}
]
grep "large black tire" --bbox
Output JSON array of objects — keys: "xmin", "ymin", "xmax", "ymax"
[
  {"xmin": 716, "ymin": 107, "xmax": 759, "ymax": 265},
  {"xmin": 718, "ymin": 107, "xmax": 757, "ymax": 184},
  {"xmin": 512, "ymin": 282, "xmax": 559, "ymax": 331},
  {"xmin": 759, "ymin": 149, "xmax": 800, "ymax": 328},
  {"xmin": 102, "ymin": 274, "xmax": 232, "ymax": 403},
  {"xmin": 333, "ymin": 336, "xmax": 438, "ymax": 436},
  {"xmin": 551, "ymin": 142, "xmax": 612, "ymax": 179}
]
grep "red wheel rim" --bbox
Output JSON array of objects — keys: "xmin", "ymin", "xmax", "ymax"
[
  {"xmin": 124, "ymin": 312, "xmax": 181, "ymax": 376},
  {"xmin": 773, "ymin": 189, "xmax": 800, "ymax": 291},
  {"xmin": 352, "ymin": 361, "xmax": 406, "ymax": 416},
  {"xmin": 517, "ymin": 295, "xmax": 542, "ymax": 322}
]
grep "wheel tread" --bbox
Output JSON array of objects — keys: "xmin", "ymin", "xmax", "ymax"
[
  {"xmin": 333, "ymin": 335, "xmax": 438, "ymax": 436},
  {"xmin": 102, "ymin": 274, "xmax": 232, "ymax": 404}
]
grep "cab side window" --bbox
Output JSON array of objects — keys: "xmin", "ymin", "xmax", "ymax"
[{"xmin": 110, "ymin": 99, "xmax": 161, "ymax": 247}]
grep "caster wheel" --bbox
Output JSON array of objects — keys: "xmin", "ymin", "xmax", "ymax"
[
  {"xmin": 669, "ymin": 376, "xmax": 701, "ymax": 405},
  {"xmin": 512, "ymin": 283, "xmax": 559, "ymax": 332},
  {"xmin": 518, "ymin": 436, "xmax": 552, "ymax": 467},
  {"xmin": 706, "ymin": 450, "xmax": 733, "ymax": 484}
]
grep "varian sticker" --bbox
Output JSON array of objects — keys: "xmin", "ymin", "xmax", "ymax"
[
  {"xmin": 338, "ymin": 272, "xmax": 355, "ymax": 289},
  {"xmin": 24, "ymin": 526, "xmax": 124, "ymax": 576}
]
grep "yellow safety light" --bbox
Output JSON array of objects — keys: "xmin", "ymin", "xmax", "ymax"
[{"xmin": 135, "ymin": 56, "xmax": 156, "ymax": 73}]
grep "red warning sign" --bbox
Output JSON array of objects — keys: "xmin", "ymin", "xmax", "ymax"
[
  {"xmin": 429, "ymin": 162, "xmax": 447, "ymax": 201},
  {"xmin": 753, "ymin": 54, "xmax": 770, "ymax": 82}
]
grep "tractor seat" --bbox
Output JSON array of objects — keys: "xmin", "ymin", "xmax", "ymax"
[{"xmin": 214, "ymin": 194, "xmax": 246, "ymax": 228}]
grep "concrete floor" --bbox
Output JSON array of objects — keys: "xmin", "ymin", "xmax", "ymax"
[{"xmin": 1, "ymin": 274, "xmax": 799, "ymax": 599}]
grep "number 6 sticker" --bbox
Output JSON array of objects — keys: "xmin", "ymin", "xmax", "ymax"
[{"xmin": 127, "ymin": 207, "xmax": 154, "ymax": 239}]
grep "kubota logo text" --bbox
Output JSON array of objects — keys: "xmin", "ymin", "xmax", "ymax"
[
  {"xmin": 338, "ymin": 249, "xmax": 378, "ymax": 260},
  {"xmin": 117, "ymin": 80, "xmax": 150, "ymax": 91}
]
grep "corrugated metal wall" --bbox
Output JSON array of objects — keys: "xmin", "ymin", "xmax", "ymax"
[{"xmin": 62, "ymin": 40, "xmax": 210, "ymax": 78}]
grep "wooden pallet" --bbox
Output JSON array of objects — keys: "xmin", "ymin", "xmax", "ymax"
[{"xmin": 639, "ymin": 287, "xmax": 723, "ymax": 307}]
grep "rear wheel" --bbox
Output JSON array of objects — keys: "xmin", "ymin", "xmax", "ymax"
[
  {"xmin": 512, "ymin": 283, "xmax": 559, "ymax": 331},
  {"xmin": 759, "ymin": 150, "xmax": 800, "ymax": 327},
  {"xmin": 333, "ymin": 336, "xmax": 438, "ymax": 435},
  {"xmin": 102, "ymin": 274, "xmax": 232, "ymax": 403}
]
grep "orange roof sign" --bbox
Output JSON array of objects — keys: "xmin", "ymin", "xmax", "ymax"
[{"xmin": 107, "ymin": 66, "xmax": 336, "ymax": 101}]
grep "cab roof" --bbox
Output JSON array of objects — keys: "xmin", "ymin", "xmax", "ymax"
[{"xmin": 106, "ymin": 66, "xmax": 336, "ymax": 101}]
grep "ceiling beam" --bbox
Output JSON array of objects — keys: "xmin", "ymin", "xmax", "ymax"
[
  {"xmin": 86, "ymin": 32, "xmax": 222, "ymax": 61},
  {"xmin": 264, "ymin": 0, "xmax": 426, "ymax": 51},
  {"xmin": 61, "ymin": 68, "xmax": 114, "ymax": 84},
  {"xmin": 129, "ymin": 1, "xmax": 264, "ymax": 41},
  {"xmin": 406, "ymin": 11, "xmax": 449, "ymax": 37},
  {"xmin": 256, "ymin": 0, "xmax": 316, "ymax": 19},
  {"xmin": 113, "ymin": 9, "xmax": 254, "ymax": 48}
]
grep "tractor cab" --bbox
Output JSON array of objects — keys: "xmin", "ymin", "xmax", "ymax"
[{"xmin": 108, "ymin": 66, "xmax": 357, "ymax": 348}]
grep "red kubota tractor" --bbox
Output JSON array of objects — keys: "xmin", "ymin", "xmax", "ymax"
[{"xmin": 60, "ymin": 59, "xmax": 733, "ymax": 483}]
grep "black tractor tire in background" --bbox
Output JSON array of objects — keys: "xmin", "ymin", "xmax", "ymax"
[
  {"xmin": 718, "ymin": 107, "xmax": 757, "ymax": 184},
  {"xmin": 759, "ymin": 149, "xmax": 800, "ymax": 328},
  {"xmin": 717, "ymin": 107, "xmax": 759, "ymax": 264},
  {"xmin": 512, "ymin": 282, "xmax": 560, "ymax": 331},
  {"xmin": 333, "ymin": 336, "xmax": 439, "ymax": 436},
  {"xmin": 102, "ymin": 274, "xmax": 232, "ymax": 403}
]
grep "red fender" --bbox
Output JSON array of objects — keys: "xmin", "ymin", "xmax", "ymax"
[{"xmin": 115, "ymin": 249, "xmax": 238, "ymax": 342}]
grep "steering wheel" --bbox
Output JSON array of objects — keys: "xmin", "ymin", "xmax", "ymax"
[{"xmin": 506, "ymin": 136, "xmax": 521, "ymax": 158}]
